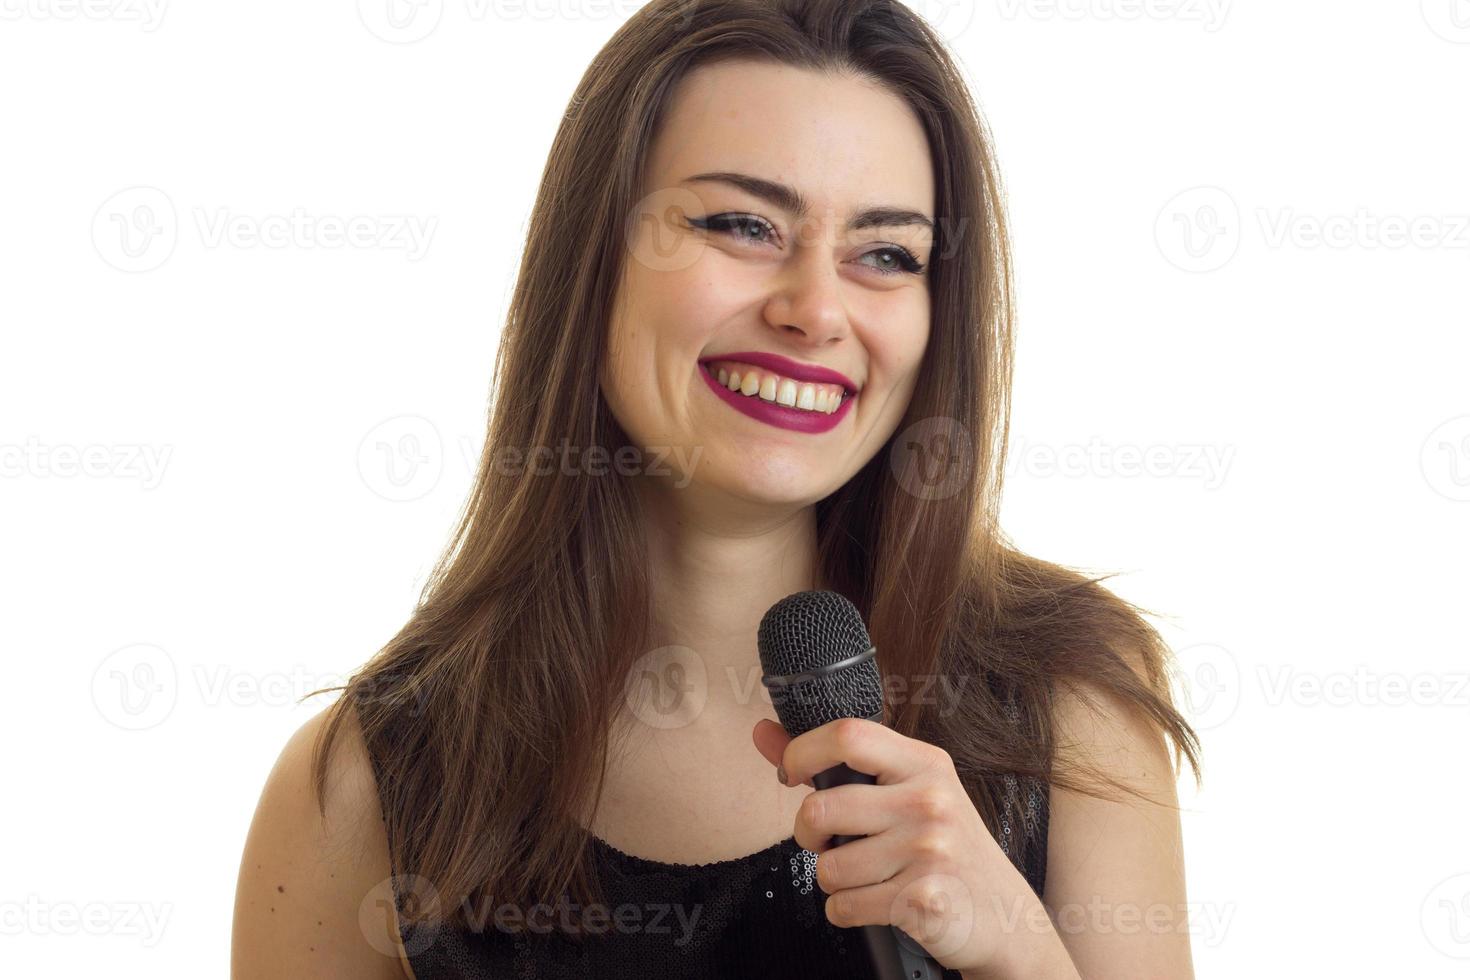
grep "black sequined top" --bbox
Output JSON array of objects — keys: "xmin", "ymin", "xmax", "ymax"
[{"xmin": 374, "ymin": 754, "xmax": 1049, "ymax": 980}]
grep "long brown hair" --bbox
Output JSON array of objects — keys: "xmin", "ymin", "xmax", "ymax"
[{"xmin": 308, "ymin": 0, "xmax": 1201, "ymax": 931}]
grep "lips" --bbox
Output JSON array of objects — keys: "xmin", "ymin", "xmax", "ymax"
[
  {"xmin": 697, "ymin": 359, "xmax": 855, "ymax": 434},
  {"xmin": 696, "ymin": 350, "xmax": 859, "ymax": 395}
]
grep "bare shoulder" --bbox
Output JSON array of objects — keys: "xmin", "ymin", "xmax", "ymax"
[
  {"xmin": 1050, "ymin": 641, "xmax": 1180, "ymax": 798},
  {"xmin": 1043, "ymin": 641, "xmax": 1196, "ymax": 979},
  {"xmin": 231, "ymin": 703, "xmax": 414, "ymax": 979}
]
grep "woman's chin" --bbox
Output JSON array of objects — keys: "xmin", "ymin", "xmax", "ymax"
[{"xmin": 695, "ymin": 459, "xmax": 838, "ymax": 508}]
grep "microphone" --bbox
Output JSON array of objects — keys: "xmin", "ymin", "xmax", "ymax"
[{"xmin": 758, "ymin": 590, "xmax": 945, "ymax": 980}]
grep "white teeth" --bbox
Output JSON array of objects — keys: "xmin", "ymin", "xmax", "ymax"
[{"xmin": 706, "ymin": 361, "xmax": 849, "ymax": 415}]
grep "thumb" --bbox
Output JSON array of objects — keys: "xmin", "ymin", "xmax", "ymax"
[{"xmin": 751, "ymin": 717, "xmax": 791, "ymax": 769}]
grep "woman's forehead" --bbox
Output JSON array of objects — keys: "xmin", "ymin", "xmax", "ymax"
[{"xmin": 647, "ymin": 60, "xmax": 935, "ymax": 215}]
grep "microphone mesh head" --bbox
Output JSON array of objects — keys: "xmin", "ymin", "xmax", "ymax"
[{"xmin": 757, "ymin": 590, "xmax": 884, "ymax": 738}]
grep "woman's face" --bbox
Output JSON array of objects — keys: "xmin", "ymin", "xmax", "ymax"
[{"xmin": 602, "ymin": 59, "xmax": 934, "ymax": 507}]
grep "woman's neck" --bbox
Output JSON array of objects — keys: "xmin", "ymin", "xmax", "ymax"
[{"xmin": 635, "ymin": 475, "xmax": 821, "ymax": 711}]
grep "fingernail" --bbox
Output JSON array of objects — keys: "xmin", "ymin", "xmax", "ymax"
[{"xmin": 776, "ymin": 764, "xmax": 788, "ymax": 785}]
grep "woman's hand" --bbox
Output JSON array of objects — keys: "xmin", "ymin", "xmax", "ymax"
[{"xmin": 752, "ymin": 716, "xmax": 1076, "ymax": 979}]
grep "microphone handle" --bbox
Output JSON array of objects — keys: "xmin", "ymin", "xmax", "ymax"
[{"xmin": 812, "ymin": 761, "xmax": 945, "ymax": 980}]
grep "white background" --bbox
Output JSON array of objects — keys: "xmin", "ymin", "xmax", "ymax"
[{"xmin": 2, "ymin": 1, "xmax": 1467, "ymax": 975}]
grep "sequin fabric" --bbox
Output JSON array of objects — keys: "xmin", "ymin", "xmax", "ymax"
[
  {"xmin": 383, "ymin": 778, "xmax": 1048, "ymax": 980},
  {"xmin": 372, "ymin": 712, "xmax": 1049, "ymax": 978},
  {"xmin": 994, "ymin": 697, "xmax": 1049, "ymax": 901}
]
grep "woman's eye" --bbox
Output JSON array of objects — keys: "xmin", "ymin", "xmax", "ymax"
[
  {"xmin": 689, "ymin": 214, "xmax": 926, "ymax": 278},
  {"xmin": 861, "ymin": 246, "xmax": 926, "ymax": 278},
  {"xmin": 691, "ymin": 213, "xmax": 775, "ymax": 245}
]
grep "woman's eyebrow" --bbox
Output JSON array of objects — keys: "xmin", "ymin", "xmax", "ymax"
[{"xmin": 681, "ymin": 171, "xmax": 934, "ymax": 232}]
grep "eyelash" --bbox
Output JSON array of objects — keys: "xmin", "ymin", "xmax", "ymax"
[{"xmin": 688, "ymin": 213, "xmax": 927, "ymax": 277}]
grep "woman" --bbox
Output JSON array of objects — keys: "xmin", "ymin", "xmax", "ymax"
[{"xmin": 232, "ymin": 1, "xmax": 1202, "ymax": 977}]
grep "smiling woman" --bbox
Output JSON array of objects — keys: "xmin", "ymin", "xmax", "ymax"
[{"xmin": 231, "ymin": 2, "xmax": 1202, "ymax": 979}]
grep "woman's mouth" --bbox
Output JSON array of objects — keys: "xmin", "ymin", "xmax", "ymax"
[
  {"xmin": 702, "ymin": 359, "xmax": 850, "ymax": 414},
  {"xmin": 696, "ymin": 358, "xmax": 857, "ymax": 434}
]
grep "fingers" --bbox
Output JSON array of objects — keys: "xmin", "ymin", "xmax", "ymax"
[
  {"xmin": 792, "ymin": 782, "xmax": 905, "ymax": 853},
  {"xmin": 751, "ymin": 717, "xmax": 791, "ymax": 769},
  {"xmin": 822, "ymin": 877, "xmax": 896, "ymax": 930},
  {"xmin": 781, "ymin": 717, "xmax": 951, "ymax": 790},
  {"xmin": 825, "ymin": 869, "xmax": 981, "ymax": 962},
  {"xmin": 809, "ymin": 831, "xmax": 905, "ymax": 897}
]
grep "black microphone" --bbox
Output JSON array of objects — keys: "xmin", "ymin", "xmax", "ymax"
[{"xmin": 758, "ymin": 589, "xmax": 945, "ymax": 980}]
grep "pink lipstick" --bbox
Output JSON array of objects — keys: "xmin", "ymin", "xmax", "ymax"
[{"xmin": 697, "ymin": 360, "xmax": 856, "ymax": 434}]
